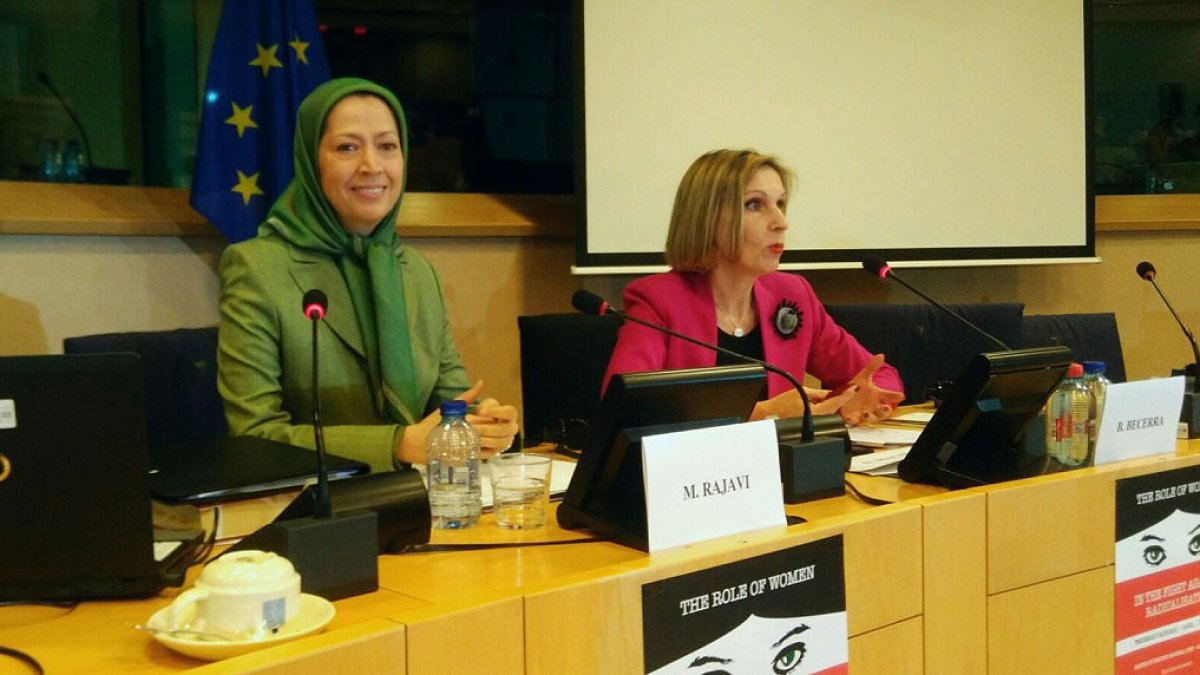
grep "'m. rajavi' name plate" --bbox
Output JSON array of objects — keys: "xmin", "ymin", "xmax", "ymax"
[{"xmin": 641, "ymin": 419, "xmax": 786, "ymax": 552}]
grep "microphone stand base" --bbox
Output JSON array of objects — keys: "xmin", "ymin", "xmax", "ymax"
[
  {"xmin": 1182, "ymin": 391, "xmax": 1200, "ymax": 440},
  {"xmin": 229, "ymin": 509, "xmax": 379, "ymax": 601},
  {"xmin": 778, "ymin": 436, "xmax": 849, "ymax": 504}
]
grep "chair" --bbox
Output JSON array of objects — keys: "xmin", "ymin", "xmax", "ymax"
[
  {"xmin": 1019, "ymin": 313, "xmax": 1127, "ymax": 382},
  {"xmin": 63, "ymin": 327, "xmax": 227, "ymax": 454},
  {"xmin": 823, "ymin": 303, "xmax": 1026, "ymax": 404},
  {"xmin": 517, "ymin": 313, "xmax": 621, "ymax": 448}
]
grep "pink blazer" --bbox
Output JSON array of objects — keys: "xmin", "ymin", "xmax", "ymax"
[{"xmin": 601, "ymin": 270, "xmax": 903, "ymax": 398}]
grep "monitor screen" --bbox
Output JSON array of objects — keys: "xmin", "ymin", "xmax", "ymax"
[
  {"xmin": 557, "ymin": 364, "xmax": 767, "ymax": 550},
  {"xmin": 898, "ymin": 346, "xmax": 1073, "ymax": 488}
]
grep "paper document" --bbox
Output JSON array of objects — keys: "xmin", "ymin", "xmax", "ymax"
[
  {"xmin": 848, "ymin": 426, "xmax": 922, "ymax": 447},
  {"xmin": 849, "ymin": 447, "xmax": 911, "ymax": 476},
  {"xmin": 891, "ymin": 411, "xmax": 934, "ymax": 424}
]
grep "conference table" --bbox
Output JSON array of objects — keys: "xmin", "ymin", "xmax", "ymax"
[{"xmin": 2, "ymin": 437, "xmax": 1198, "ymax": 674}]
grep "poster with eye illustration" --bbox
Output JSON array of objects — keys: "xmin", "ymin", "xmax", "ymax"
[
  {"xmin": 641, "ymin": 536, "xmax": 847, "ymax": 675},
  {"xmin": 1116, "ymin": 466, "xmax": 1200, "ymax": 674}
]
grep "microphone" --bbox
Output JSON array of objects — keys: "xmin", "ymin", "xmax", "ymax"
[
  {"xmin": 1136, "ymin": 261, "xmax": 1200, "ymax": 377},
  {"xmin": 573, "ymin": 289, "xmax": 824, "ymax": 438},
  {"xmin": 862, "ymin": 257, "xmax": 1011, "ymax": 351},
  {"xmin": 36, "ymin": 71, "xmax": 129, "ymax": 185},
  {"xmin": 572, "ymin": 289, "xmax": 848, "ymax": 504},
  {"xmin": 302, "ymin": 289, "xmax": 331, "ymax": 518},
  {"xmin": 224, "ymin": 288, "xmax": 381, "ymax": 600},
  {"xmin": 1136, "ymin": 261, "xmax": 1200, "ymax": 437},
  {"xmin": 303, "ymin": 289, "xmax": 327, "ymax": 321},
  {"xmin": 37, "ymin": 71, "xmax": 92, "ymax": 176}
]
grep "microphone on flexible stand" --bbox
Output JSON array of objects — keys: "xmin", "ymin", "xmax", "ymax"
[
  {"xmin": 226, "ymin": 289, "xmax": 379, "ymax": 600},
  {"xmin": 862, "ymin": 257, "xmax": 1011, "ymax": 351},
  {"xmin": 862, "ymin": 256, "xmax": 1060, "ymax": 460},
  {"xmin": 1136, "ymin": 261, "xmax": 1200, "ymax": 382},
  {"xmin": 1136, "ymin": 261, "xmax": 1200, "ymax": 437},
  {"xmin": 36, "ymin": 71, "xmax": 130, "ymax": 185},
  {"xmin": 302, "ymin": 289, "xmax": 332, "ymax": 518},
  {"xmin": 572, "ymin": 290, "xmax": 848, "ymax": 503}
]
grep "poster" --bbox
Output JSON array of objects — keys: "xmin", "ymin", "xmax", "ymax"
[
  {"xmin": 642, "ymin": 536, "xmax": 847, "ymax": 674},
  {"xmin": 1116, "ymin": 466, "xmax": 1200, "ymax": 674}
]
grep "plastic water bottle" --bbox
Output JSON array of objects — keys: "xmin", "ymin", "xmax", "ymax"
[
  {"xmin": 425, "ymin": 400, "xmax": 481, "ymax": 529},
  {"xmin": 1045, "ymin": 362, "xmax": 1093, "ymax": 467},
  {"xmin": 1082, "ymin": 361, "xmax": 1110, "ymax": 434},
  {"xmin": 61, "ymin": 140, "xmax": 85, "ymax": 183},
  {"xmin": 39, "ymin": 138, "xmax": 61, "ymax": 181}
]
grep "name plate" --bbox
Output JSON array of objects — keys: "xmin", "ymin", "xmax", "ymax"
[
  {"xmin": 1094, "ymin": 377, "xmax": 1185, "ymax": 466},
  {"xmin": 641, "ymin": 419, "xmax": 786, "ymax": 552}
]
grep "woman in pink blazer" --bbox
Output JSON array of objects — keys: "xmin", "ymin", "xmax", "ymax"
[{"xmin": 602, "ymin": 149, "xmax": 904, "ymax": 425}]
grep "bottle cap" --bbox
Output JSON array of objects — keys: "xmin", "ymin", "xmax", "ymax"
[
  {"xmin": 440, "ymin": 399, "xmax": 468, "ymax": 416},
  {"xmin": 1067, "ymin": 362, "xmax": 1084, "ymax": 378},
  {"xmin": 1082, "ymin": 360, "xmax": 1106, "ymax": 375}
]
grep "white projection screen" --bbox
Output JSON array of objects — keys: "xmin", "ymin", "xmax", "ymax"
[{"xmin": 575, "ymin": 0, "xmax": 1092, "ymax": 273}]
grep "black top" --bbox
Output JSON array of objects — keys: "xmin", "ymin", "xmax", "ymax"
[{"xmin": 716, "ymin": 324, "xmax": 765, "ymax": 365}]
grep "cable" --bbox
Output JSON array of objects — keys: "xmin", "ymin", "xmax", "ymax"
[
  {"xmin": 394, "ymin": 538, "xmax": 601, "ymax": 553},
  {"xmin": 0, "ymin": 600, "xmax": 77, "ymax": 609},
  {"xmin": 0, "ymin": 645, "xmax": 45, "ymax": 674},
  {"xmin": 189, "ymin": 507, "xmax": 221, "ymax": 566},
  {"xmin": 843, "ymin": 477, "xmax": 895, "ymax": 506}
]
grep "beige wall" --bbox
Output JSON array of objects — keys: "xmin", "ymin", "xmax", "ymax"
[{"xmin": 2, "ymin": 226, "xmax": 1198, "ymax": 429}]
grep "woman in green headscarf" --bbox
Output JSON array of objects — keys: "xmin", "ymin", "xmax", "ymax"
[{"xmin": 217, "ymin": 78, "xmax": 518, "ymax": 472}]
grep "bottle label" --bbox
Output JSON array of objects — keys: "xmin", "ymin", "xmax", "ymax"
[{"xmin": 1055, "ymin": 415, "xmax": 1072, "ymax": 441}]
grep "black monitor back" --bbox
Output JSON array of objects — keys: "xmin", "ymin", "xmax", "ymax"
[
  {"xmin": 898, "ymin": 346, "xmax": 1072, "ymax": 488},
  {"xmin": 557, "ymin": 364, "xmax": 767, "ymax": 550}
]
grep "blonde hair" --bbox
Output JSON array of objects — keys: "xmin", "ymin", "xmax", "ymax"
[{"xmin": 664, "ymin": 149, "xmax": 793, "ymax": 272}]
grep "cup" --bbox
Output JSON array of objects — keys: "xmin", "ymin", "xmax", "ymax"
[
  {"xmin": 166, "ymin": 550, "xmax": 301, "ymax": 640},
  {"xmin": 489, "ymin": 453, "xmax": 552, "ymax": 529}
]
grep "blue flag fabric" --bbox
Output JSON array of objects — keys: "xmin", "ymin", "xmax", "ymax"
[{"xmin": 190, "ymin": 0, "xmax": 331, "ymax": 243}]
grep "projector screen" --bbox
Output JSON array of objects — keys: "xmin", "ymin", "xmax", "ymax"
[{"xmin": 575, "ymin": 0, "xmax": 1092, "ymax": 273}]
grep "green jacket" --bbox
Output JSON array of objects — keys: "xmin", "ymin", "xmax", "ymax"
[{"xmin": 217, "ymin": 232, "xmax": 468, "ymax": 472}]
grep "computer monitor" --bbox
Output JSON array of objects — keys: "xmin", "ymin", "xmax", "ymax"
[
  {"xmin": 897, "ymin": 346, "xmax": 1073, "ymax": 488},
  {"xmin": 556, "ymin": 364, "xmax": 767, "ymax": 551}
]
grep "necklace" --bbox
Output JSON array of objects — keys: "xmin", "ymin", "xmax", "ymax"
[{"xmin": 715, "ymin": 301, "xmax": 753, "ymax": 337}]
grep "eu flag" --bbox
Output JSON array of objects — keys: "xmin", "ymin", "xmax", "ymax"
[{"xmin": 190, "ymin": 0, "xmax": 330, "ymax": 243}]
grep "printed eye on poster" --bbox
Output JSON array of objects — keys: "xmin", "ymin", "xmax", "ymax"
[
  {"xmin": 1116, "ymin": 465, "xmax": 1200, "ymax": 675},
  {"xmin": 641, "ymin": 535, "xmax": 847, "ymax": 675}
]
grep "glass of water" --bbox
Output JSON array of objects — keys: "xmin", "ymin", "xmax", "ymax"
[{"xmin": 488, "ymin": 453, "xmax": 552, "ymax": 529}]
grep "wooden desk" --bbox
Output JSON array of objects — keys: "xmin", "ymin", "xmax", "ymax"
[{"xmin": 2, "ymin": 444, "xmax": 1197, "ymax": 674}]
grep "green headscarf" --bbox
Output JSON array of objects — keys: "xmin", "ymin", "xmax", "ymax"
[{"xmin": 261, "ymin": 77, "xmax": 421, "ymax": 424}]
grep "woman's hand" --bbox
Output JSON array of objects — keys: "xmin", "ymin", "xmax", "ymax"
[
  {"xmin": 835, "ymin": 354, "xmax": 905, "ymax": 426},
  {"xmin": 467, "ymin": 394, "xmax": 519, "ymax": 457},
  {"xmin": 394, "ymin": 380, "xmax": 519, "ymax": 465},
  {"xmin": 749, "ymin": 385, "xmax": 858, "ymax": 421}
]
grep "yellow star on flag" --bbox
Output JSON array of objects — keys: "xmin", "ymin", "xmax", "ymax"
[
  {"xmin": 249, "ymin": 43, "xmax": 283, "ymax": 78},
  {"xmin": 289, "ymin": 35, "xmax": 311, "ymax": 64},
  {"xmin": 224, "ymin": 102, "xmax": 258, "ymax": 138},
  {"xmin": 231, "ymin": 170, "xmax": 264, "ymax": 205}
]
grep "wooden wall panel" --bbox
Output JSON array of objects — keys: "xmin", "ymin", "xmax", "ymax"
[
  {"xmin": 987, "ymin": 567, "xmax": 1114, "ymax": 675},
  {"xmin": 922, "ymin": 491, "xmax": 988, "ymax": 675}
]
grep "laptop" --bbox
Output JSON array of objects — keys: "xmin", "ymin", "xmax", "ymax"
[
  {"xmin": 0, "ymin": 353, "xmax": 201, "ymax": 601},
  {"xmin": 150, "ymin": 435, "xmax": 370, "ymax": 505}
]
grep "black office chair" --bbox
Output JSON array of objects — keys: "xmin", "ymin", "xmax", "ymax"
[
  {"xmin": 517, "ymin": 313, "xmax": 621, "ymax": 449},
  {"xmin": 63, "ymin": 327, "xmax": 227, "ymax": 454},
  {"xmin": 823, "ymin": 303, "xmax": 1026, "ymax": 404},
  {"xmin": 1020, "ymin": 313, "xmax": 1127, "ymax": 383}
]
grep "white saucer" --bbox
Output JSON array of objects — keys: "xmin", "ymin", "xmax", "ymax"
[{"xmin": 145, "ymin": 593, "xmax": 335, "ymax": 662}]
